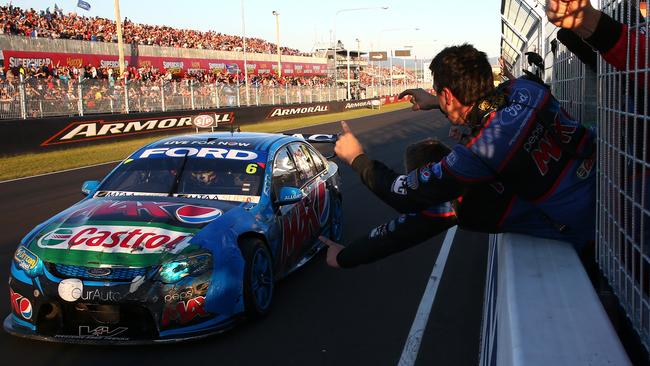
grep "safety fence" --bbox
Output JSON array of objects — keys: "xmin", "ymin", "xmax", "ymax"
[
  {"xmin": 0, "ymin": 77, "xmax": 424, "ymax": 120},
  {"xmin": 500, "ymin": 0, "xmax": 650, "ymax": 355}
]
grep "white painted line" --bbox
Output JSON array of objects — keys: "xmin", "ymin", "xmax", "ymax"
[
  {"xmin": 397, "ymin": 225, "xmax": 458, "ymax": 366},
  {"xmin": 0, "ymin": 160, "xmax": 121, "ymax": 184}
]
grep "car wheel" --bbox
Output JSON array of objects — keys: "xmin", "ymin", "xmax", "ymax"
[
  {"xmin": 241, "ymin": 237, "xmax": 274, "ymax": 318},
  {"xmin": 330, "ymin": 194, "xmax": 343, "ymax": 242}
]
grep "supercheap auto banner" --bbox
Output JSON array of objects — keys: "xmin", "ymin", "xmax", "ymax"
[
  {"xmin": 2, "ymin": 50, "xmax": 327, "ymax": 76},
  {"xmin": 0, "ymin": 98, "xmax": 385, "ymax": 154}
]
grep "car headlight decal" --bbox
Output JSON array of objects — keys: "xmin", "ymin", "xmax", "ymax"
[{"xmin": 159, "ymin": 253, "xmax": 212, "ymax": 284}]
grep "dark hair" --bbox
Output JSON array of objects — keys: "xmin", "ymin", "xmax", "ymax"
[
  {"xmin": 404, "ymin": 139, "xmax": 451, "ymax": 172},
  {"xmin": 429, "ymin": 44, "xmax": 494, "ymax": 105}
]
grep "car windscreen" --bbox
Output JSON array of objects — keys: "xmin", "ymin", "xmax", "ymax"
[{"xmin": 97, "ymin": 147, "xmax": 266, "ymax": 203}]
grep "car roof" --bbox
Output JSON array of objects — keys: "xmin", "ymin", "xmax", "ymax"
[{"xmin": 146, "ymin": 132, "xmax": 301, "ymax": 152}]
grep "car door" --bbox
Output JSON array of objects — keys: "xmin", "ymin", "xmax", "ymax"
[
  {"xmin": 271, "ymin": 146, "xmax": 304, "ymax": 272},
  {"xmin": 286, "ymin": 143, "xmax": 329, "ymax": 258}
]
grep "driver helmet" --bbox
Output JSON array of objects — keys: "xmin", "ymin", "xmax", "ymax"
[{"xmin": 191, "ymin": 170, "xmax": 218, "ymax": 185}]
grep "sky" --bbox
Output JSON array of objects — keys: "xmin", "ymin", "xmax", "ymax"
[{"xmin": 8, "ymin": 0, "xmax": 501, "ymax": 59}]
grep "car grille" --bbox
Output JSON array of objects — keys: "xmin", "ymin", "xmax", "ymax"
[{"xmin": 52, "ymin": 264, "xmax": 149, "ymax": 281}]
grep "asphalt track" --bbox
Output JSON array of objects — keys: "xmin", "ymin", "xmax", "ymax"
[{"xmin": 0, "ymin": 108, "xmax": 488, "ymax": 366}]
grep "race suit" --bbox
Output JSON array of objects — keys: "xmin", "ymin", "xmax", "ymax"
[{"xmin": 337, "ymin": 77, "xmax": 597, "ymax": 267}]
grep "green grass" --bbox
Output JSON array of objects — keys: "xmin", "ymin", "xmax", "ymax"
[{"xmin": 0, "ymin": 102, "xmax": 409, "ymax": 181}]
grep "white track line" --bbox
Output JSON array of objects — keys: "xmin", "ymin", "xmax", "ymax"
[
  {"xmin": 397, "ymin": 225, "xmax": 458, "ymax": 366},
  {"xmin": 0, "ymin": 160, "xmax": 121, "ymax": 184}
]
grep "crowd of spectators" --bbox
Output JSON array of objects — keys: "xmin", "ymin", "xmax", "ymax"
[{"xmin": 0, "ymin": 5, "xmax": 311, "ymax": 56}]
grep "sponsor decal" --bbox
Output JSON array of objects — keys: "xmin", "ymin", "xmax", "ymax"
[
  {"xmin": 58, "ymin": 278, "xmax": 83, "ymax": 302},
  {"xmin": 268, "ymin": 105, "xmax": 328, "ymax": 118},
  {"xmin": 576, "ymin": 156, "xmax": 595, "ymax": 179},
  {"xmin": 174, "ymin": 193, "xmax": 260, "ymax": 203},
  {"xmin": 14, "ymin": 246, "xmax": 39, "ymax": 272},
  {"xmin": 138, "ymin": 147, "xmax": 258, "ymax": 160},
  {"xmin": 391, "ymin": 175, "xmax": 408, "ymax": 195},
  {"xmin": 161, "ymin": 296, "xmax": 209, "ymax": 327},
  {"xmin": 175, "ymin": 205, "xmax": 223, "ymax": 224},
  {"xmin": 77, "ymin": 325, "xmax": 128, "ymax": 339},
  {"xmin": 192, "ymin": 114, "xmax": 215, "ymax": 128},
  {"xmin": 432, "ymin": 163, "xmax": 443, "ymax": 179},
  {"xmin": 10, "ymin": 289, "xmax": 33, "ymax": 320},
  {"xmin": 86, "ymin": 267, "xmax": 112, "ymax": 277},
  {"xmin": 419, "ymin": 166, "xmax": 431, "ymax": 183},
  {"xmin": 502, "ymin": 88, "xmax": 532, "ymax": 123},
  {"xmin": 37, "ymin": 225, "xmax": 193, "ymax": 254},
  {"xmin": 40, "ymin": 228, "xmax": 74, "ymax": 246},
  {"xmin": 80, "ymin": 288, "xmax": 121, "ymax": 302},
  {"xmin": 344, "ymin": 100, "xmax": 378, "ymax": 109},
  {"xmin": 164, "ymin": 288, "xmax": 194, "ymax": 303},
  {"xmin": 398, "ymin": 214, "xmax": 407, "ymax": 224},
  {"xmin": 445, "ymin": 151, "xmax": 458, "ymax": 167},
  {"xmin": 290, "ymin": 133, "xmax": 337, "ymax": 143},
  {"xmin": 8, "ymin": 56, "xmax": 52, "ymax": 68},
  {"xmin": 163, "ymin": 61, "xmax": 184, "ymax": 69},
  {"xmin": 163, "ymin": 140, "xmax": 249, "ymax": 146},
  {"xmin": 41, "ymin": 117, "xmax": 194, "ymax": 146},
  {"xmin": 94, "ymin": 191, "xmax": 168, "ymax": 198},
  {"xmin": 100, "ymin": 59, "xmax": 129, "ymax": 68},
  {"xmin": 279, "ymin": 181, "xmax": 329, "ymax": 269},
  {"xmin": 407, "ymin": 170, "xmax": 419, "ymax": 190}
]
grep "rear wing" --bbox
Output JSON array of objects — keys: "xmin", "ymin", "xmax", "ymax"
[{"xmin": 286, "ymin": 133, "xmax": 338, "ymax": 158}]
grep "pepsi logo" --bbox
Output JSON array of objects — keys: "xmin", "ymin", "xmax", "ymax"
[
  {"xmin": 10, "ymin": 289, "xmax": 32, "ymax": 320},
  {"xmin": 175, "ymin": 205, "xmax": 223, "ymax": 224},
  {"xmin": 192, "ymin": 114, "xmax": 215, "ymax": 128}
]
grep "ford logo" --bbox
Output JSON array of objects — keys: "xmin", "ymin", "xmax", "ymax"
[{"xmin": 86, "ymin": 267, "xmax": 112, "ymax": 277}]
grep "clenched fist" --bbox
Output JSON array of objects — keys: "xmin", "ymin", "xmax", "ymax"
[{"xmin": 334, "ymin": 121, "xmax": 364, "ymax": 165}]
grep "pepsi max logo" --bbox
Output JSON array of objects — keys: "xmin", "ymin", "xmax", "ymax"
[
  {"xmin": 10, "ymin": 289, "xmax": 32, "ymax": 320},
  {"xmin": 175, "ymin": 205, "xmax": 223, "ymax": 224},
  {"xmin": 192, "ymin": 114, "xmax": 215, "ymax": 128}
]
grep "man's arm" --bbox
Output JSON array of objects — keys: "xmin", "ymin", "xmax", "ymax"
[
  {"xmin": 546, "ymin": 0, "xmax": 647, "ymax": 71},
  {"xmin": 321, "ymin": 204, "xmax": 457, "ymax": 268}
]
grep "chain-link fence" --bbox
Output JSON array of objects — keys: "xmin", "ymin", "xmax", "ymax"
[
  {"xmin": 596, "ymin": 0, "xmax": 650, "ymax": 351},
  {"xmin": 0, "ymin": 74, "xmax": 427, "ymax": 120},
  {"xmin": 502, "ymin": 0, "xmax": 650, "ymax": 353}
]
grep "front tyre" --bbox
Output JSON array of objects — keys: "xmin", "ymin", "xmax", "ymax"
[{"xmin": 241, "ymin": 238, "xmax": 274, "ymax": 318}]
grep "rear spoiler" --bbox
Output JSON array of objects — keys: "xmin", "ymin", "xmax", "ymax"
[
  {"xmin": 287, "ymin": 133, "xmax": 338, "ymax": 158},
  {"xmin": 286, "ymin": 133, "xmax": 338, "ymax": 143}
]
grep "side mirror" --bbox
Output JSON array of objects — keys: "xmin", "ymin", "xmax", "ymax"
[
  {"xmin": 276, "ymin": 186, "xmax": 303, "ymax": 206},
  {"xmin": 81, "ymin": 180, "xmax": 100, "ymax": 196}
]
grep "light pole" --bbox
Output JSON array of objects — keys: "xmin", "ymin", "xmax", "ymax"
[
  {"xmin": 402, "ymin": 45, "xmax": 413, "ymax": 89},
  {"xmin": 272, "ymin": 11, "xmax": 281, "ymax": 78},
  {"xmin": 241, "ymin": 0, "xmax": 250, "ymax": 106},
  {"xmin": 332, "ymin": 6, "xmax": 388, "ymax": 98}
]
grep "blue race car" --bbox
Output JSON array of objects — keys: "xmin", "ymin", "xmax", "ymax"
[{"xmin": 5, "ymin": 132, "xmax": 342, "ymax": 344}]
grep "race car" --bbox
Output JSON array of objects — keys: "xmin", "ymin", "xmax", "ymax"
[{"xmin": 5, "ymin": 132, "xmax": 342, "ymax": 344}]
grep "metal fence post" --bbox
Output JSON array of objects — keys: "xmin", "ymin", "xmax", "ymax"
[
  {"xmin": 255, "ymin": 87, "xmax": 259, "ymax": 106},
  {"xmin": 77, "ymin": 79, "xmax": 84, "ymax": 116},
  {"xmin": 18, "ymin": 76, "xmax": 26, "ymax": 119},
  {"xmin": 236, "ymin": 85, "xmax": 241, "ymax": 107},
  {"xmin": 124, "ymin": 79, "xmax": 130, "ymax": 114},
  {"xmin": 190, "ymin": 80, "xmax": 195, "ymax": 110},
  {"xmin": 298, "ymin": 86, "xmax": 302, "ymax": 104},
  {"xmin": 161, "ymin": 79, "xmax": 166, "ymax": 112},
  {"xmin": 272, "ymin": 86, "xmax": 276, "ymax": 105},
  {"xmin": 215, "ymin": 82, "xmax": 220, "ymax": 109},
  {"xmin": 328, "ymin": 85, "xmax": 331, "ymax": 102},
  {"xmin": 285, "ymin": 84, "xmax": 289, "ymax": 104}
]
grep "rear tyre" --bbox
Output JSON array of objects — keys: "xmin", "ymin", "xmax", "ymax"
[{"xmin": 241, "ymin": 237, "xmax": 274, "ymax": 318}]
